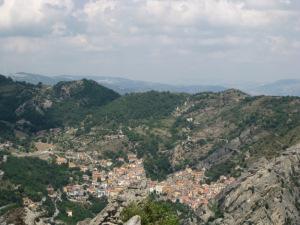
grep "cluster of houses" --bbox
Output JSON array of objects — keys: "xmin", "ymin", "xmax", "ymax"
[
  {"xmin": 54, "ymin": 150, "xmax": 235, "ymax": 210},
  {"xmin": 61, "ymin": 154, "xmax": 146, "ymax": 201},
  {"xmin": 149, "ymin": 168, "xmax": 235, "ymax": 209}
]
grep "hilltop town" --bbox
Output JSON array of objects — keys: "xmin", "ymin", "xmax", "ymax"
[{"xmin": 51, "ymin": 150, "xmax": 235, "ymax": 212}]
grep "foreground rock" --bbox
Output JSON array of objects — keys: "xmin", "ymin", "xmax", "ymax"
[
  {"xmin": 77, "ymin": 187, "xmax": 147, "ymax": 225},
  {"xmin": 124, "ymin": 215, "xmax": 141, "ymax": 225},
  {"xmin": 207, "ymin": 144, "xmax": 300, "ymax": 225}
]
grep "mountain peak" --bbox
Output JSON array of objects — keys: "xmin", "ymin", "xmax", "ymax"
[{"xmin": 53, "ymin": 78, "xmax": 120, "ymax": 106}]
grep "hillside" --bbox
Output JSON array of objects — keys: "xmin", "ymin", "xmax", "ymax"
[
  {"xmin": 2, "ymin": 77, "xmax": 300, "ymax": 180},
  {"xmin": 0, "ymin": 76, "xmax": 120, "ymax": 141},
  {"xmin": 1, "ymin": 78, "xmax": 300, "ymax": 224},
  {"xmin": 92, "ymin": 91, "xmax": 187, "ymax": 125},
  {"xmin": 168, "ymin": 90, "xmax": 300, "ymax": 180},
  {"xmin": 0, "ymin": 75, "xmax": 38, "ymax": 140}
]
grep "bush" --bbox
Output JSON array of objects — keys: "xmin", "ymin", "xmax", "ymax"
[{"xmin": 121, "ymin": 198, "xmax": 180, "ymax": 225}]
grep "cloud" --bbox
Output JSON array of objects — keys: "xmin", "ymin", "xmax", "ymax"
[
  {"xmin": 0, "ymin": 0, "xmax": 299, "ymax": 83},
  {"xmin": 0, "ymin": 36, "xmax": 45, "ymax": 54},
  {"xmin": 0, "ymin": 0, "xmax": 74, "ymax": 35},
  {"xmin": 138, "ymin": 0, "xmax": 294, "ymax": 28},
  {"xmin": 0, "ymin": 0, "xmax": 297, "ymax": 36},
  {"xmin": 267, "ymin": 36, "xmax": 300, "ymax": 55}
]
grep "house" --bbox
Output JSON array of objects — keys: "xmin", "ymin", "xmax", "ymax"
[
  {"xmin": 92, "ymin": 171, "xmax": 101, "ymax": 181},
  {"xmin": 66, "ymin": 210, "xmax": 73, "ymax": 217},
  {"xmin": 80, "ymin": 166, "xmax": 88, "ymax": 173},
  {"xmin": 128, "ymin": 154, "xmax": 137, "ymax": 163},
  {"xmin": 83, "ymin": 174, "xmax": 90, "ymax": 181},
  {"xmin": 87, "ymin": 186, "xmax": 96, "ymax": 194},
  {"xmin": 187, "ymin": 117, "xmax": 193, "ymax": 122},
  {"xmin": 56, "ymin": 157, "xmax": 67, "ymax": 165},
  {"xmin": 155, "ymin": 185, "xmax": 163, "ymax": 194},
  {"xmin": 106, "ymin": 161, "xmax": 113, "ymax": 167},
  {"xmin": 68, "ymin": 162, "xmax": 77, "ymax": 168},
  {"xmin": 96, "ymin": 189, "xmax": 107, "ymax": 198},
  {"xmin": 118, "ymin": 157, "xmax": 125, "ymax": 162}
]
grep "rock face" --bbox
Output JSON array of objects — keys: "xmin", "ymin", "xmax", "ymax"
[
  {"xmin": 77, "ymin": 201, "xmax": 123, "ymax": 225},
  {"xmin": 124, "ymin": 215, "xmax": 141, "ymax": 225},
  {"xmin": 208, "ymin": 144, "xmax": 300, "ymax": 225},
  {"xmin": 77, "ymin": 186, "xmax": 147, "ymax": 225},
  {"xmin": 0, "ymin": 207, "xmax": 47, "ymax": 225}
]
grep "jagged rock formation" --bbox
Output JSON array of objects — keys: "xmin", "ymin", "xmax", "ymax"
[
  {"xmin": 77, "ymin": 188, "xmax": 147, "ymax": 225},
  {"xmin": 77, "ymin": 200, "xmax": 124, "ymax": 225},
  {"xmin": 207, "ymin": 144, "xmax": 300, "ymax": 225}
]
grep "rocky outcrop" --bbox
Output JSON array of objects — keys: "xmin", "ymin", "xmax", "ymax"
[
  {"xmin": 124, "ymin": 215, "xmax": 141, "ymax": 225},
  {"xmin": 77, "ymin": 188, "xmax": 147, "ymax": 225},
  {"xmin": 207, "ymin": 144, "xmax": 300, "ymax": 225},
  {"xmin": 0, "ymin": 207, "xmax": 47, "ymax": 225},
  {"xmin": 77, "ymin": 201, "xmax": 124, "ymax": 225}
]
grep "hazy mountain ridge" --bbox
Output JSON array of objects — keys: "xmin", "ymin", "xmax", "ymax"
[
  {"xmin": 10, "ymin": 72, "xmax": 227, "ymax": 94},
  {"xmin": 9, "ymin": 72, "xmax": 300, "ymax": 96},
  {"xmin": 248, "ymin": 79, "xmax": 300, "ymax": 96}
]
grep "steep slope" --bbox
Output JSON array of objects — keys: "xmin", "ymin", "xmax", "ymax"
[
  {"xmin": 0, "ymin": 75, "xmax": 39, "ymax": 139},
  {"xmin": 168, "ymin": 90, "xmax": 300, "ymax": 180},
  {"xmin": 0, "ymin": 77, "xmax": 120, "ymax": 140},
  {"xmin": 207, "ymin": 144, "xmax": 300, "ymax": 225}
]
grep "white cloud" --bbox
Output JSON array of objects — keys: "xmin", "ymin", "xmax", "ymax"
[
  {"xmin": 0, "ymin": 0, "xmax": 299, "ymax": 82},
  {"xmin": 267, "ymin": 36, "xmax": 300, "ymax": 55},
  {"xmin": 0, "ymin": 36, "xmax": 45, "ymax": 53},
  {"xmin": 244, "ymin": 0, "xmax": 290, "ymax": 9},
  {"xmin": 137, "ymin": 0, "xmax": 293, "ymax": 28},
  {"xmin": 0, "ymin": 0, "xmax": 74, "ymax": 34}
]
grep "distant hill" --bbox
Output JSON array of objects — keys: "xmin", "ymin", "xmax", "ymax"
[
  {"xmin": 247, "ymin": 79, "xmax": 300, "ymax": 96},
  {"xmin": 9, "ymin": 72, "xmax": 64, "ymax": 85},
  {"xmin": 9, "ymin": 72, "xmax": 227, "ymax": 94},
  {"xmin": 9, "ymin": 72, "xmax": 300, "ymax": 97}
]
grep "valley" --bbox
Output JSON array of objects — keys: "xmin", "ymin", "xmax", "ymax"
[{"xmin": 1, "ymin": 75, "xmax": 300, "ymax": 225}]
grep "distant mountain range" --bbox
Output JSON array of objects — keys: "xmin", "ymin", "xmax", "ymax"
[
  {"xmin": 9, "ymin": 72, "xmax": 226, "ymax": 94},
  {"xmin": 246, "ymin": 79, "xmax": 300, "ymax": 96},
  {"xmin": 8, "ymin": 72, "xmax": 300, "ymax": 96}
]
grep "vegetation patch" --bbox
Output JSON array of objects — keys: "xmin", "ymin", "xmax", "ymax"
[{"xmin": 121, "ymin": 197, "xmax": 195, "ymax": 225}]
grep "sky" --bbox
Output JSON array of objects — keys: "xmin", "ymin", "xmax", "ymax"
[{"xmin": 0, "ymin": 0, "xmax": 299, "ymax": 85}]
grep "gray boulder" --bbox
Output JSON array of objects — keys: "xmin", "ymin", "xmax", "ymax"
[{"xmin": 124, "ymin": 215, "xmax": 141, "ymax": 225}]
